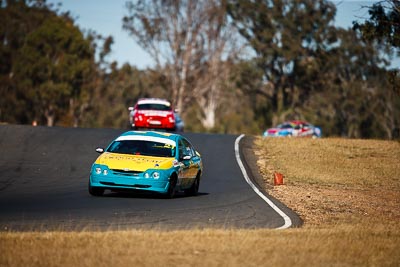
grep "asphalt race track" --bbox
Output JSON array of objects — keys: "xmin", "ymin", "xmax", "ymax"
[{"xmin": 0, "ymin": 125, "xmax": 301, "ymax": 231}]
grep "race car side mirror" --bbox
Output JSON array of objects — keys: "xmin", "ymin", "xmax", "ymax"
[
  {"xmin": 96, "ymin": 147, "xmax": 104, "ymax": 154},
  {"xmin": 181, "ymin": 155, "xmax": 192, "ymax": 161}
]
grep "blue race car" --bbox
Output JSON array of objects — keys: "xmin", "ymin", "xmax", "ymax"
[
  {"xmin": 89, "ymin": 131, "xmax": 202, "ymax": 198},
  {"xmin": 263, "ymin": 120, "xmax": 322, "ymax": 138}
]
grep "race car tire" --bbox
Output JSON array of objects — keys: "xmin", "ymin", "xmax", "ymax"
[
  {"xmin": 185, "ymin": 173, "xmax": 200, "ymax": 196},
  {"xmin": 165, "ymin": 174, "xmax": 177, "ymax": 198},
  {"xmin": 88, "ymin": 180, "xmax": 104, "ymax": 196}
]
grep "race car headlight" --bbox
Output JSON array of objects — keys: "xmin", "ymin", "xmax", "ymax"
[
  {"xmin": 144, "ymin": 173, "xmax": 150, "ymax": 179},
  {"xmin": 94, "ymin": 166, "xmax": 108, "ymax": 175},
  {"xmin": 152, "ymin": 172, "xmax": 160, "ymax": 179}
]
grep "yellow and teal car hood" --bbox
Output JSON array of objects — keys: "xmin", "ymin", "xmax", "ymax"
[{"xmin": 95, "ymin": 152, "xmax": 174, "ymax": 171}]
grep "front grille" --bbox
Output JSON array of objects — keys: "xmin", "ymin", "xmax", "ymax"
[{"xmin": 111, "ymin": 169, "xmax": 143, "ymax": 176}]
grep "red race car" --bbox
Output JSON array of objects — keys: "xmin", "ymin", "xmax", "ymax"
[{"xmin": 129, "ymin": 98, "xmax": 176, "ymax": 131}]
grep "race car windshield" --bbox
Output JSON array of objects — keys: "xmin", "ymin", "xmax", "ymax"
[
  {"xmin": 137, "ymin": 103, "xmax": 171, "ymax": 111},
  {"xmin": 107, "ymin": 140, "xmax": 176, "ymax": 157},
  {"xmin": 277, "ymin": 123, "xmax": 293, "ymax": 129}
]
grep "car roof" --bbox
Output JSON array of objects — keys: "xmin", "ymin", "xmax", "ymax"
[
  {"xmin": 116, "ymin": 131, "xmax": 180, "ymax": 146},
  {"xmin": 137, "ymin": 98, "xmax": 171, "ymax": 106},
  {"xmin": 288, "ymin": 120, "xmax": 308, "ymax": 125}
]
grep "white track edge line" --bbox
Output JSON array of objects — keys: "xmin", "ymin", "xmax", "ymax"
[{"xmin": 234, "ymin": 134, "xmax": 292, "ymax": 230}]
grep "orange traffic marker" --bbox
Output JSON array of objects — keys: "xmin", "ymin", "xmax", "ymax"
[{"xmin": 274, "ymin": 172, "xmax": 284, "ymax": 186}]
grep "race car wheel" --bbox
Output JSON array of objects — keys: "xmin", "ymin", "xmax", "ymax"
[
  {"xmin": 166, "ymin": 174, "xmax": 177, "ymax": 198},
  {"xmin": 185, "ymin": 173, "xmax": 200, "ymax": 196},
  {"xmin": 88, "ymin": 180, "xmax": 104, "ymax": 196}
]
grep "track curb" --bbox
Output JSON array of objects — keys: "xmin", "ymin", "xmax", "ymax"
[{"xmin": 236, "ymin": 134, "xmax": 303, "ymax": 228}]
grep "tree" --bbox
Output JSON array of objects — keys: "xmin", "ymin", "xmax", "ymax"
[
  {"xmin": 0, "ymin": 0, "xmax": 96, "ymax": 126},
  {"xmin": 123, "ymin": 0, "xmax": 241, "ymax": 129},
  {"xmin": 0, "ymin": 0, "xmax": 46, "ymax": 124},
  {"xmin": 228, "ymin": 0, "xmax": 338, "ymax": 125},
  {"xmin": 82, "ymin": 62, "xmax": 171, "ymax": 129},
  {"xmin": 352, "ymin": 0, "xmax": 400, "ymax": 138},
  {"xmin": 14, "ymin": 14, "xmax": 94, "ymax": 126},
  {"xmin": 353, "ymin": 0, "xmax": 400, "ymax": 51}
]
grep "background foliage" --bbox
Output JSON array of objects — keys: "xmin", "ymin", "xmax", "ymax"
[{"xmin": 0, "ymin": 0, "xmax": 399, "ymax": 139}]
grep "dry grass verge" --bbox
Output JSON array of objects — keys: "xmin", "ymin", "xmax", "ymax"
[
  {"xmin": 255, "ymin": 137, "xmax": 400, "ymax": 227},
  {"xmin": 1, "ymin": 137, "xmax": 399, "ymax": 266},
  {"xmin": 1, "ymin": 225, "xmax": 399, "ymax": 267}
]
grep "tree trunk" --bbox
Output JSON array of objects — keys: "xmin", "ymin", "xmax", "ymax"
[
  {"xmin": 201, "ymin": 91, "xmax": 216, "ymax": 129},
  {"xmin": 176, "ymin": 67, "xmax": 187, "ymax": 113},
  {"xmin": 45, "ymin": 105, "xmax": 55, "ymax": 127}
]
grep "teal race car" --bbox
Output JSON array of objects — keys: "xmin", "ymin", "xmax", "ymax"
[{"xmin": 89, "ymin": 131, "xmax": 202, "ymax": 198}]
